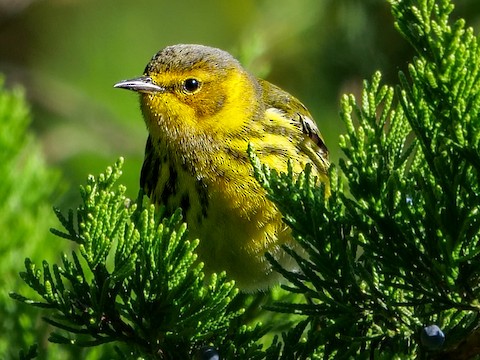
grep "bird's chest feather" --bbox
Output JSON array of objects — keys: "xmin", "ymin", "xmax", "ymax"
[{"xmin": 145, "ymin": 144, "xmax": 281, "ymax": 249}]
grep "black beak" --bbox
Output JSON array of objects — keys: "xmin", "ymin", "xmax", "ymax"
[{"xmin": 114, "ymin": 76, "xmax": 164, "ymax": 93}]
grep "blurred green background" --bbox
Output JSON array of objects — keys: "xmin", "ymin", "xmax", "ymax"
[
  {"xmin": 0, "ymin": 0, "xmax": 480, "ymax": 207},
  {"xmin": 0, "ymin": 0, "xmax": 479, "ymax": 358},
  {"xmin": 0, "ymin": 0, "xmax": 406, "ymax": 206},
  {"xmin": 0, "ymin": 0, "xmax": 478, "ymax": 205}
]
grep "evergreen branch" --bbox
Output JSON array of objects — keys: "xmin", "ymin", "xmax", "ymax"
[
  {"xmin": 251, "ymin": 1, "xmax": 480, "ymax": 358},
  {"xmin": 50, "ymin": 208, "xmax": 81, "ymax": 243},
  {"xmin": 11, "ymin": 158, "xmax": 268, "ymax": 359},
  {"xmin": 9, "ymin": 0, "xmax": 480, "ymax": 358},
  {"xmin": 18, "ymin": 344, "xmax": 38, "ymax": 360}
]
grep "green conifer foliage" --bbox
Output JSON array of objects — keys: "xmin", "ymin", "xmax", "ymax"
[
  {"xmin": 0, "ymin": 79, "xmax": 62, "ymax": 359},
  {"xmin": 11, "ymin": 0, "xmax": 480, "ymax": 358},
  {"xmin": 12, "ymin": 159, "xmax": 268, "ymax": 359},
  {"xmin": 251, "ymin": 0, "xmax": 480, "ymax": 358}
]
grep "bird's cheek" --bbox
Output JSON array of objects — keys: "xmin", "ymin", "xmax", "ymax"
[{"xmin": 139, "ymin": 97, "xmax": 163, "ymax": 131}]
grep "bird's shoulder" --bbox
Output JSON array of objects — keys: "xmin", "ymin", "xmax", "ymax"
[{"xmin": 258, "ymin": 78, "xmax": 329, "ymax": 163}]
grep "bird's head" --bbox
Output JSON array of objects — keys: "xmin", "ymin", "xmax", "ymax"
[{"xmin": 115, "ymin": 44, "xmax": 262, "ymax": 147}]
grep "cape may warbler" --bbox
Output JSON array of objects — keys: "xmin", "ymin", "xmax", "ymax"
[{"xmin": 115, "ymin": 44, "xmax": 329, "ymax": 291}]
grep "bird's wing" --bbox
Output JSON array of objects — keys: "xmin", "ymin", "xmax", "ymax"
[{"xmin": 259, "ymin": 79, "xmax": 329, "ymax": 172}]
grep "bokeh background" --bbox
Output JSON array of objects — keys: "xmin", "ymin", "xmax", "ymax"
[
  {"xmin": 1, "ymin": 0, "xmax": 478, "ymax": 205},
  {"xmin": 0, "ymin": 0, "xmax": 480, "ymax": 207},
  {"xmin": 0, "ymin": 0, "xmax": 409, "ymax": 205},
  {"xmin": 1, "ymin": 0, "xmax": 480, "ymax": 358}
]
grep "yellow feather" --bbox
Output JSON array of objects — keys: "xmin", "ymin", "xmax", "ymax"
[{"xmin": 115, "ymin": 44, "xmax": 329, "ymax": 291}]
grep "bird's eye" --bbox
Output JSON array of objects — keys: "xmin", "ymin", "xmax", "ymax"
[{"xmin": 183, "ymin": 78, "xmax": 201, "ymax": 93}]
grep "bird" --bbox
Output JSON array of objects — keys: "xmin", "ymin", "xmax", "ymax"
[{"xmin": 114, "ymin": 44, "xmax": 329, "ymax": 291}]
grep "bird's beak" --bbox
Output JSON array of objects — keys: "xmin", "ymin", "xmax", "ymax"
[{"xmin": 114, "ymin": 76, "xmax": 164, "ymax": 93}]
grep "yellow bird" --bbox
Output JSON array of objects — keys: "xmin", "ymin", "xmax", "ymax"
[{"xmin": 115, "ymin": 44, "xmax": 329, "ymax": 291}]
